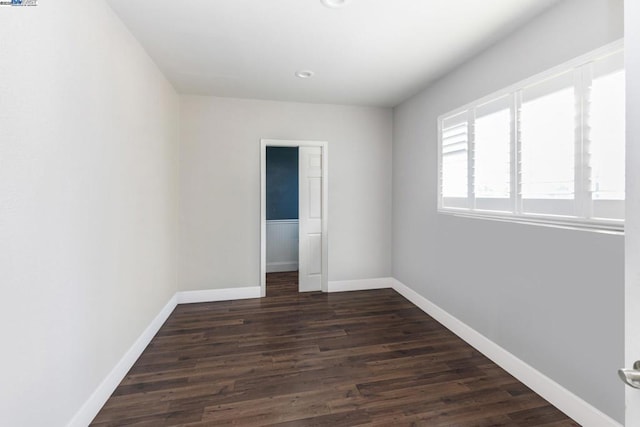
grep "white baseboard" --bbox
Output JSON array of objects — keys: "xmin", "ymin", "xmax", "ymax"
[
  {"xmin": 67, "ymin": 285, "xmax": 260, "ymax": 427},
  {"xmin": 390, "ymin": 279, "xmax": 622, "ymax": 427},
  {"xmin": 328, "ymin": 277, "xmax": 394, "ymax": 293},
  {"xmin": 69, "ymin": 279, "xmax": 620, "ymax": 427},
  {"xmin": 177, "ymin": 286, "xmax": 261, "ymax": 304},
  {"xmin": 67, "ymin": 294, "xmax": 178, "ymax": 427},
  {"xmin": 266, "ymin": 262, "xmax": 298, "ymax": 273}
]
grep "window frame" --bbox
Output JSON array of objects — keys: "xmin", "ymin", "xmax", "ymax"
[{"xmin": 437, "ymin": 40, "xmax": 625, "ymax": 233}]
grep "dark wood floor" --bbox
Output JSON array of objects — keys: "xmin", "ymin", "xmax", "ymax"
[{"xmin": 92, "ymin": 272, "xmax": 579, "ymax": 426}]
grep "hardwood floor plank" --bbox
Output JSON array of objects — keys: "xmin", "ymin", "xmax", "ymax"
[{"xmin": 91, "ymin": 271, "xmax": 579, "ymax": 426}]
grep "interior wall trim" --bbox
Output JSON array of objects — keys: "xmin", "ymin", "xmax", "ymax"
[
  {"xmin": 67, "ymin": 294, "xmax": 178, "ymax": 427},
  {"xmin": 68, "ymin": 279, "xmax": 618, "ymax": 427},
  {"xmin": 176, "ymin": 286, "xmax": 261, "ymax": 304},
  {"xmin": 327, "ymin": 277, "xmax": 394, "ymax": 293},
  {"xmin": 391, "ymin": 278, "xmax": 622, "ymax": 427},
  {"xmin": 67, "ymin": 286, "xmax": 260, "ymax": 427}
]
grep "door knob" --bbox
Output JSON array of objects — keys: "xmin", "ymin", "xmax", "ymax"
[{"xmin": 619, "ymin": 361, "xmax": 640, "ymax": 389}]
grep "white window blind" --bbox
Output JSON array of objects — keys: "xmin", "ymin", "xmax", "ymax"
[
  {"xmin": 438, "ymin": 42, "xmax": 625, "ymax": 231},
  {"xmin": 441, "ymin": 111, "xmax": 469, "ymax": 209}
]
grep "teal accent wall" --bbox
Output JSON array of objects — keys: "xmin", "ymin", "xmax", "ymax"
[{"xmin": 266, "ymin": 147, "xmax": 298, "ymax": 220}]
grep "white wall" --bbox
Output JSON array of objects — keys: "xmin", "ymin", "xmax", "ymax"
[
  {"xmin": 266, "ymin": 220, "xmax": 299, "ymax": 273},
  {"xmin": 392, "ymin": 0, "xmax": 624, "ymax": 422},
  {"xmin": 0, "ymin": 1, "xmax": 179, "ymax": 426},
  {"xmin": 179, "ymin": 96, "xmax": 392, "ymax": 290},
  {"xmin": 625, "ymin": 0, "xmax": 640, "ymax": 424}
]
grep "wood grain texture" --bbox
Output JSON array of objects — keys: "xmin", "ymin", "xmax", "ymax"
[{"xmin": 91, "ymin": 272, "xmax": 579, "ymax": 426}]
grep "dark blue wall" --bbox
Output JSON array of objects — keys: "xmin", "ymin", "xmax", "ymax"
[{"xmin": 266, "ymin": 147, "xmax": 298, "ymax": 220}]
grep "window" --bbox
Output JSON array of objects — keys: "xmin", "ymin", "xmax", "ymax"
[
  {"xmin": 474, "ymin": 95, "xmax": 511, "ymax": 211},
  {"xmin": 438, "ymin": 42, "xmax": 625, "ymax": 230},
  {"xmin": 590, "ymin": 53, "xmax": 626, "ymax": 220},
  {"xmin": 441, "ymin": 112, "xmax": 468, "ymax": 208}
]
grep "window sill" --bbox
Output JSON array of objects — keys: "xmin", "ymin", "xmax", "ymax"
[{"xmin": 438, "ymin": 209, "xmax": 624, "ymax": 235}]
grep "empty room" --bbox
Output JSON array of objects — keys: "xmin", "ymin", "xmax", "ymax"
[{"xmin": 2, "ymin": 0, "xmax": 640, "ymax": 426}]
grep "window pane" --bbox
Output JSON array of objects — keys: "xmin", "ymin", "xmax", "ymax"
[
  {"xmin": 442, "ymin": 150, "xmax": 467, "ymax": 197},
  {"xmin": 590, "ymin": 62, "xmax": 625, "ymax": 202},
  {"xmin": 474, "ymin": 97, "xmax": 511, "ymax": 200},
  {"xmin": 441, "ymin": 112, "xmax": 468, "ymax": 202},
  {"xmin": 521, "ymin": 73, "xmax": 576, "ymax": 204}
]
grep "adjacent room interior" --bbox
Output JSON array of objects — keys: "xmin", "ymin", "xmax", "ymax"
[
  {"xmin": 265, "ymin": 146, "xmax": 300, "ymax": 296},
  {"xmin": 2, "ymin": 0, "xmax": 638, "ymax": 426}
]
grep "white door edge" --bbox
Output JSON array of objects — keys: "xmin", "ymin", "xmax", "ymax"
[{"xmin": 625, "ymin": 1, "xmax": 640, "ymax": 425}]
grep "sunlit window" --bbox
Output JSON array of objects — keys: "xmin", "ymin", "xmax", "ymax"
[
  {"xmin": 474, "ymin": 96, "xmax": 511, "ymax": 212},
  {"xmin": 438, "ymin": 43, "xmax": 625, "ymax": 230},
  {"xmin": 441, "ymin": 113, "xmax": 468, "ymax": 209},
  {"xmin": 589, "ymin": 52, "xmax": 625, "ymax": 220}
]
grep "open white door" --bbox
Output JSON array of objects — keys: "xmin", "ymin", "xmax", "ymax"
[
  {"xmin": 260, "ymin": 139, "xmax": 328, "ymax": 297},
  {"xmin": 298, "ymin": 146, "xmax": 323, "ymax": 292},
  {"xmin": 624, "ymin": 2, "xmax": 640, "ymax": 425}
]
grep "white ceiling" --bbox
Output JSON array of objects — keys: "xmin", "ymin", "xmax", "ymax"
[{"xmin": 106, "ymin": 0, "xmax": 561, "ymax": 107}]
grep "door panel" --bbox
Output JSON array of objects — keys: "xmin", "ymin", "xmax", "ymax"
[
  {"xmin": 299, "ymin": 147, "xmax": 322, "ymax": 292},
  {"xmin": 309, "ymin": 178, "xmax": 322, "ymax": 219},
  {"xmin": 308, "ymin": 234, "xmax": 322, "ymax": 275}
]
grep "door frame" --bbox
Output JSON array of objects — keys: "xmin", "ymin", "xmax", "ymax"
[
  {"xmin": 625, "ymin": 0, "xmax": 640, "ymax": 424},
  {"xmin": 260, "ymin": 139, "xmax": 329, "ymax": 297}
]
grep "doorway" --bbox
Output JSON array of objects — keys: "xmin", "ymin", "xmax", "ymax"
[
  {"xmin": 260, "ymin": 139, "xmax": 328, "ymax": 298},
  {"xmin": 265, "ymin": 146, "xmax": 299, "ymax": 296}
]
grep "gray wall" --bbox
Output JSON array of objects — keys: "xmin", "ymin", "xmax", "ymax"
[
  {"xmin": 392, "ymin": 0, "xmax": 624, "ymax": 422},
  {"xmin": 0, "ymin": 1, "xmax": 180, "ymax": 426},
  {"xmin": 179, "ymin": 96, "xmax": 393, "ymax": 290}
]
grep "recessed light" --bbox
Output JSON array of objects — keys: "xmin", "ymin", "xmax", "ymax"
[
  {"xmin": 321, "ymin": 0, "xmax": 350, "ymax": 9},
  {"xmin": 295, "ymin": 70, "xmax": 315, "ymax": 79}
]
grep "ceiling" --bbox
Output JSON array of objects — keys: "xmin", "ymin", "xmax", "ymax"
[{"xmin": 106, "ymin": 0, "xmax": 561, "ymax": 107}]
